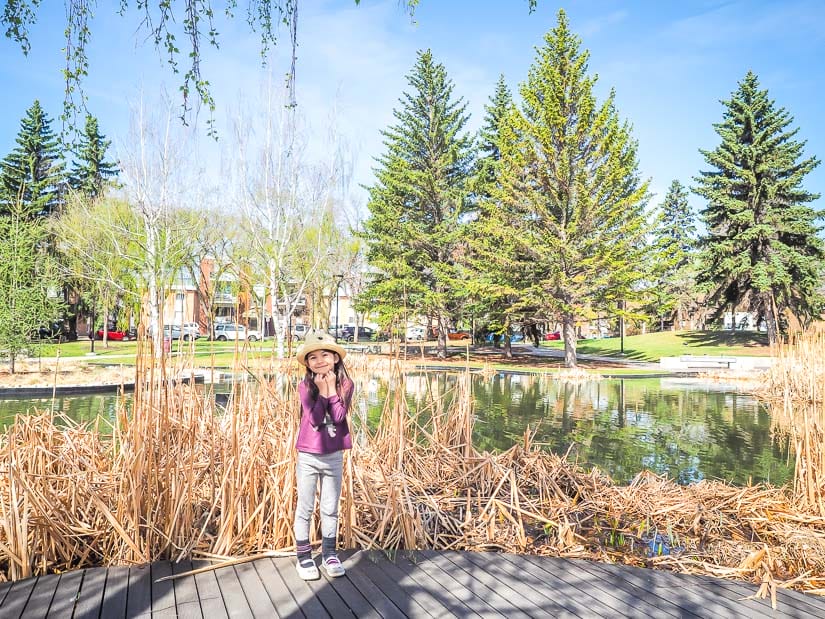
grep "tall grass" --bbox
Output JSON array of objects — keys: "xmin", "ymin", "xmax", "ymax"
[
  {"xmin": 2, "ymin": 348, "xmax": 825, "ymax": 600},
  {"xmin": 756, "ymin": 331, "xmax": 825, "ymax": 516}
]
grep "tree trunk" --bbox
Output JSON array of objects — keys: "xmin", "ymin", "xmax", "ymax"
[
  {"xmin": 760, "ymin": 290, "xmax": 778, "ymax": 345},
  {"xmin": 504, "ymin": 336, "xmax": 512, "ymax": 359},
  {"xmin": 436, "ymin": 315, "xmax": 447, "ymax": 360},
  {"xmin": 562, "ymin": 313, "xmax": 577, "ymax": 368}
]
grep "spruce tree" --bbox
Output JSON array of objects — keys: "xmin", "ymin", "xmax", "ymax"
[
  {"xmin": 649, "ymin": 180, "xmax": 696, "ymax": 329},
  {"xmin": 70, "ymin": 114, "xmax": 119, "ymax": 198},
  {"xmin": 0, "ymin": 100, "xmax": 66, "ymax": 218},
  {"xmin": 361, "ymin": 49, "xmax": 474, "ymax": 358},
  {"xmin": 694, "ymin": 71, "xmax": 823, "ymax": 342},
  {"xmin": 488, "ymin": 10, "xmax": 650, "ymax": 367}
]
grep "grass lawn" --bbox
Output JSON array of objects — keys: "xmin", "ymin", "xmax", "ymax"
[
  {"xmin": 538, "ymin": 329, "xmax": 770, "ymax": 362},
  {"xmin": 33, "ymin": 338, "xmax": 288, "ymax": 367}
]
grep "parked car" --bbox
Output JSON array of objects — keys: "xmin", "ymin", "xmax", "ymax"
[
  {"xmin": 406, "ymin": 327, "xmax": 426, "ymax": 341},
  {"xmin": 447, "ymin": 331, "xmax": 471, "ymax": 341},
  {"xmin": 34, "ymin": 321, "xmax": 69, "ymax": 342},
  {"xmin": 212, "ymin": 323, "xmax": 262, "ymax": 342},
  {"xmin": 292, "ymin": 323, "xmax": 310, "ymax": 340},
  {"xmin": 340, "ymin": 326, "xmax": 375, "ymax": 343},
  {"xmin": 484, "ymin": 332, "xmax": 524, "ymax": 343},
  {"xmin": 543, "ymin": 331, "xmax": 561, "ymax": 341},
  {"xmin": 91, "ymin": 325, "xmax": 136, "ymax": 341},
  {"xmin": 181, "ymin": 322, "xmax": 202, "ymax": 339}
]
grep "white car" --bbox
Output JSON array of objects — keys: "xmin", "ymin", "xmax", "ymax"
[
  {"xmin": 406, "ymin": 327, "xmax": 426, "ymax": 341},
  {"xmin": 181, "ymin": 322, "xmax": 202, "ymax": 339},
  {"xmin": 213, "ymin": 323, "xmax": 263, "ymax": 342}
]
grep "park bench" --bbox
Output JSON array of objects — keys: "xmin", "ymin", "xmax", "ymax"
[
  {"xmin": 679, "ymin": 355, "xmax": 737, "ymax": 370},
  {"xmin": 344, "ymin": 343, "xmax": 383, "ymax": 355}
]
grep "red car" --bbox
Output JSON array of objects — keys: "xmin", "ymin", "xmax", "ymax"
[
  {"xmin": 447, "ymin": 331, "xmax": 471, "ymax": 341},
  {"xmin": 544, "ymin": 331, "xmax": 561, "ymax": 341},
  {"xmin": 91, "ymin": 327, "xmax": 136, "ymax": 341}
]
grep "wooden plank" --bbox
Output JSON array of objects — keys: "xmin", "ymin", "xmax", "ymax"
[
  {"xmin": 212, "ymin": 562, "xmax": 253, "ymax": 618},
  {"xmin": 191, "ymin": 560, "xmax": 229, "ymax": 619},
  {"xmin": 585, "ymin": 559, "xmax": 771, "ymax": 619},
  {"xmin": 415, "ymin": 550, "xmax": 529, "ymax": 619},
  {"xmin": 332, "ymin": 552, "xmax": 406, "ymax": 619},
  {"xmin": 388, "ymin": 551, "xmax": 483, "ymax": 617},
  {"xmin": 515, "ymin": 553, "xmax": 676, "ymax": 619},
  {"xmin": 529, "ymin": 556, "xmax": 691, "ymax": 619},
  {"xmin": 0, "ymin": 577, "xmax": 38, "ymax": 619},
  {"xmin": 693, "ymin": 573, "xmax": 825, "ymax": 619},
  {"xmin": 18, "ymin": 573, "xmax": 60, "ymax": 619},
  {"xmin": 563, "ymin": 558, "xmax": 692, "ymax": 619},
  {"xmin": 100, "ymin": 567, "xmax": 130, "ymax": 619},
  {"xmin": 46, "ymin": 568, "xmax": 84, "ymax": 618},
  {"xmin": 0, "ymin": 579, "xmax": 13, "ymax": 606},
  {"xmin": 253, "ymin": 558, "xmax": 301, "ymax": 618},
  {"xmin": 418, "ymin": 550, "xmax": 528, "ymax": 618},
  {"xmin": 150, "ymin": 561, "xmax": 177, "ymax": 618},
  {"xmin": 460, "ymin": 550, "xmax": 582, "ymax": 618},
  {"xmin": 72, "ymin": 567, "xmax": 108, "ymax": 619},
  {"xmin": 171, "ymin": 560, "xmax": 203, "ymax": 619},
  {"xmin": 347, "ymin": 551, "xmax": 433, "ymax": 618},
  {"xmin": 233, "ymin": 561, "xmax": 278, "ymax": 617},
  {"xmin": 126, "ymin": 564, "xmax": 153, "ymax": 619},
  {"xmin": 271, "ymin": 555, "xmax": 329, "ymax": 618},
  {"xmin": 315, "ymin": 557, "xmax": 381, "ymax": 619}
]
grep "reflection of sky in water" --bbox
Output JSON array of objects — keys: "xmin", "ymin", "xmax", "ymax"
[{"xmin": 1, "ymin": 373, "xmax": 792, "ymax": 487}]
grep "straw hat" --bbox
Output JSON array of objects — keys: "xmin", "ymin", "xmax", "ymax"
[{"xmin": 295, "ymin": 329, "xmax": 347, "ymax": 366}]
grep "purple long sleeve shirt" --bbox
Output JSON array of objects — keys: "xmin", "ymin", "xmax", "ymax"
[{"xmin": 295, "ymin": 377, "xmax": 353, "ymax": 454}]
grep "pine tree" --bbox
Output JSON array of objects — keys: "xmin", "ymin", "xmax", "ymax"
[
  {"xmin": 360, "ymin": 49, "xmax": 474, "ymax": 358},
  {"xmin": 0, "ymin": 100, "xmax": 66, "ymax": 218},
  {"xmin": 487, "ymin": 10, "xmax": 650, "ymax": 367},
  {"xmin": 475, "ymin": 75, "xmax": 512, "ymax": 197},
  {"xmin": 649, "ymin": 180, "xmax": 696, "ymax": 329},
  {"xmin": 694, "ymin": 71, "xmax": 823, "ymax": 343},
  {"xmin": 69, "ymin": 114, "xmax": 119, "ymax": 198}
]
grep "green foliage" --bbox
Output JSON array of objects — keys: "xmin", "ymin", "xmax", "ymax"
[
  {"xmin": 478, "ymin": 10, "xmax": 651, "ymax": 366},
  {"xmin": 1, "ymin": 100, "xmax": 66, "ymax": 218},
  {"xmin": 694, "ymin": 71, "xmax": 824, "ymax": 341},
  {"xmin": 360, "ymin": 49, "xmax": 474, "ymax": 353},
  {"xmin": 69, "ymin": 114, "xmax": 119, "ymax": 199},
  {"xmin": 647, "ymin": 180, "xmax": 697, "ymax": 326},
  {"xmin": 0, "ymin": 201, "xmax": 64, "ymax": 373}
]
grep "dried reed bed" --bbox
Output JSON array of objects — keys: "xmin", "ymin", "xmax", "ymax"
[
  {"xmin": 753, "ymin": 331, "xmax": 825, "ymax": 518},
  {"xmin": 2, "ymin": 353, "xmax": 825, "ymax": 601}
]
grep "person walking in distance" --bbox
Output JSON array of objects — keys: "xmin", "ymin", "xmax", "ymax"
[{"xmin": 293, "ymin": 330, "xmax": 353, "ymax": 579}]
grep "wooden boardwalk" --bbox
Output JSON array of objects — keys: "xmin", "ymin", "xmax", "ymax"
[{"xmin": 1, "ymin": 550, "xmax": 824, "ymax": 618}]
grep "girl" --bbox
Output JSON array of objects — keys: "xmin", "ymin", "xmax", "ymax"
[{"xmin": 293, "ymin": 329, "xmax": 353, "ymax": 580}]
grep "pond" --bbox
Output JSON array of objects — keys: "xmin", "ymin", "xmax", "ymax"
[{"xmin": 0, "ymin": 372, "xmax": 791, "ymax": 487}]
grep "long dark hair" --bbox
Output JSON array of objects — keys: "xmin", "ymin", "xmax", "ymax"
[{"xmin": 304, "ymin": 350, "xmax": 351, "ymax": 401}]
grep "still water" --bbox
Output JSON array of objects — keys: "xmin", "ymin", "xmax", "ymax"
[{"xmin": 0, "ymin": 373, "xmax": 791, "ymax": 486}]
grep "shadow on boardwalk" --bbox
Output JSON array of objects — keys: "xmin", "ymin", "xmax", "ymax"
[{"xmin": 1, "ymin": 550, "xmax": 824, "ymax": 618}]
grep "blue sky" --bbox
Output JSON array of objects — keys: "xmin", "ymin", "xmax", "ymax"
[{"xmin": 1, "ymin": 0, "xmax": 824, "ymax": 215}]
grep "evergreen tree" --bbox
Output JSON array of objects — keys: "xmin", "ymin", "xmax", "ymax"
[
  {"xmin": 360, "ymin": 49, "xmax": 474, "ymax": 358},
  {"xmin": 475, "ymin": 75, "xmax": 512, "ymax": 197},
  {"xmin": 69, "ymin": 113, "xmax": 119, "ymax": 198},
  {"xmin": 486, "ymin": 10, "xmax": 650, "ymax": 367},
  {"xmin": 694, "ymin": 71, "xmax": 823, "ymax": 342},
  {"xmin": 0, "ymin": 100, "xmax": 66, "ymax": 218},
  {"xmin": 0, "ymin": 200, "xmax": 64, "ymax": 373},
  {"xmin": 649, "ymin": 180, "xmax": 697, "ymax": 329}
]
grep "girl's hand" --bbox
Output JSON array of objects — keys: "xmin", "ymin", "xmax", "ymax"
[{"xmin": 314, "ymin": 372, "xmax": 336, "ymax": 396}]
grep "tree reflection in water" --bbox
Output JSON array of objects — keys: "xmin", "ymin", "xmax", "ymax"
[{"xmin": 364, "ymin": 372, "xmax": 791, "ymax": 486}]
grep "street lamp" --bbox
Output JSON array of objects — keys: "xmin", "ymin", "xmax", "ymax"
[{"xmin": 334, "ymin": 274, "xmax": 344, "ymax": 343}]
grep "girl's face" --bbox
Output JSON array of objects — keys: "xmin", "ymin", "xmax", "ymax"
[{"xmin": 305, "ymin": 349, "xmax": 340, "ymax": 375}]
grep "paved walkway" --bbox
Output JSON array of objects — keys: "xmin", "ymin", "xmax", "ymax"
[{"xmin": 1, "ymin": 550, "xmax": 823, "ymax": 618}]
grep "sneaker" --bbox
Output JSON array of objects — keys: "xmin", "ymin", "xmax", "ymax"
[
  {"xmin": 296, "ymin": 558, "xmax": 319, "ymax": 580},
  {"xmin": 321, "ymin": 555, "xmax": 346, "ymax": 578}
]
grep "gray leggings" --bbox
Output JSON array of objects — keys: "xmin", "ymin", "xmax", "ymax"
[{"xmin": 294, "ymin": 450, "xmax": 344, "ymax": 541}]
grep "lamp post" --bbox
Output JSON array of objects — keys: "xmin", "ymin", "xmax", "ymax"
[{"xmin": 334, "ymin": 274, "xmax": 344, "ymax": 343}]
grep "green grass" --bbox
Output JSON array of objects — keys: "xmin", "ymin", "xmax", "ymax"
[
  {"xmin": 538, "ymin": 330, "xmax": 770, "ymax": 362},
  {"xmin": 32, "ymin": 338, "xmax": 287, "ymax": 367}
]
